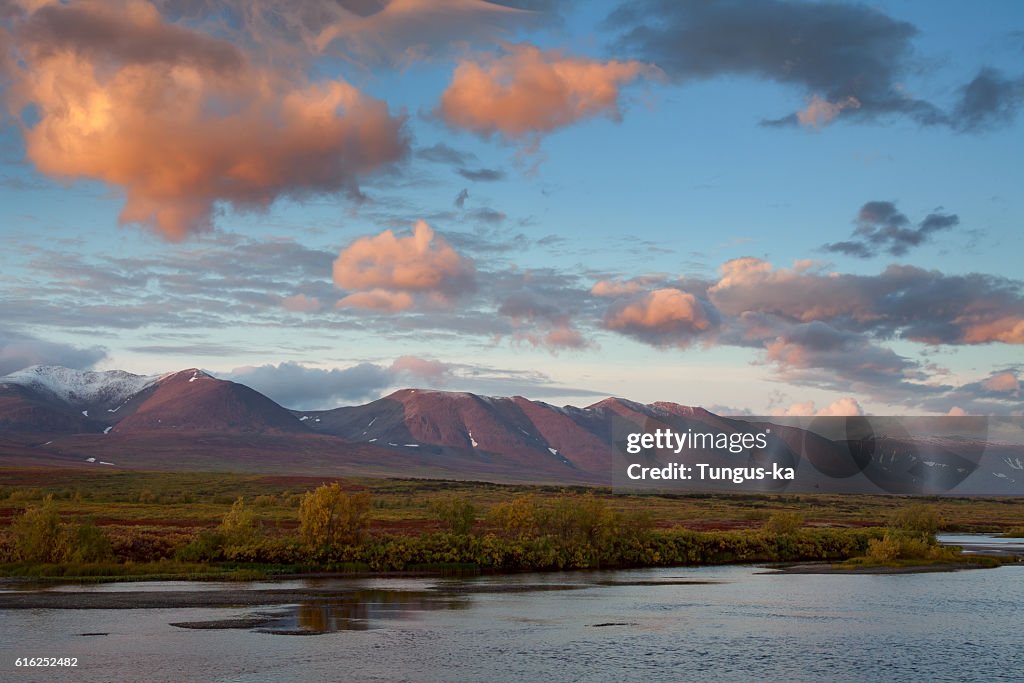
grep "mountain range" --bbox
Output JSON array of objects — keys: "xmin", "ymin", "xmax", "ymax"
[{"xmin": 0, "ymin": 366, "xmax": 1020, "ymax": 493}]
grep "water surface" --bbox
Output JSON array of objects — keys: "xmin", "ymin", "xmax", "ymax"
[{"xmin": 1, "ymin": 553, "xmax": 1021, "ymax": 681}]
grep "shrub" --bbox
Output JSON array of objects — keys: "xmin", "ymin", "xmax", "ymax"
[
  {"xmin": 431, "ymin": 497, "xmax": 477, "ymax": 535},
  {"xmin": 764, "ymin": 511, "xmax": 805, "ymax": 536},
  {"xmin": 11, "ymin": 495, "xmax": 68, "ymax": 563},
  {"xmin": 175, "ymin": 531, "xmax": 226, "ymax": 562},
  {"xmin": 70, "ymin": 520, "xmax": 113, "ymax": 563},
  {"xmin": 299, "ymin": 484, "xmax": 371, "ymax": 552},
  {"xmin": 488, "ymin": 495, "xmax": 541, "ymax": 539},
  {"xmin": 892, "ymin": 504, "xmax": 942, "ymax": 541},
  {"xmin": 219, "ymin": 496, "xmax": 259, "ymax": 546}
]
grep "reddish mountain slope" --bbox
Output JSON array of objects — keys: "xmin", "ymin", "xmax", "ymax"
[{"xmin": 111, "ymin": 370, "xmax": 307, "ymax": 434}]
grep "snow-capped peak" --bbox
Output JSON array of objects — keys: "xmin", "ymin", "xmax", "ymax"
[{"xmin": 0, "ymin": 365, "xmax": 160, "ymax": 409}]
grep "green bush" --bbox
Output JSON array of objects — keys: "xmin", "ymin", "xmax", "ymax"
[
  {"xmin": 431, "ymin": 497, "xmax": 477, "ymax": 535},
  {"xmin": 70, "ymin": 521, "xmax": 113, "ymax": 563}
]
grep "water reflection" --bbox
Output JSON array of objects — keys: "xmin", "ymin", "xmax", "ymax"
[
  {"xmin": 168, "ymin": 589, "xmax": 472, "ymax": 635},
  {"xmin": 282, "ymin": 590, "xmax": 469, "ymax": 634}
]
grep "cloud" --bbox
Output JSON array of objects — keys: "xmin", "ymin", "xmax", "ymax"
[
  {"xmin": 296, "ymin": 0, "xmax": 533, "ymax": 63},
  {"xmin": 415, "ymin": 143, "xmax": 475, "ymax": 166},
  {"xmin": 223, "ymin": 361, "xmax": 393, "ymax": 410},
  {"xmin": 591, "ymin": 279, "xmax": 644, "ymax": 297},
  {"xmin": 438, "ymin": 42, "xmax": 656, "ymax": 141},
  {"xmin": 332, "ymin": 220, "xmax": 476, "ymax": 311},
  {"xmin": 221, "ymin": 356, "xmax": 603, "ymax": 409},
  {"xmin": 761, "ymin": 320, "xmax": 920, "ymax": 391},
  {"xmin": 981, "ymin": 371, "xmax": 1020, "ymax": 395},
  {"xmin": 822, "ymin": 201, "xmax": 959, "ymax": 258},
  {"xmin": 3, "ymin": 0, "xmax": 409, "ymax": 239},
  {"xmin": 602, "ymin": 288, "xmax": 716, "ymax": 348},
  {"xmin": 797, "ymin": 95, "xmax": 861, "ymax": 129},
  {"xmin": 281, "ymin": 294, "xmax": 322, "ymax": 313},
  {"xmin": 707, "ymin": 258, "xmax": 1024, "ymax": 345},
  {"xmin": 608, "ymin": 0, "xmax": 1022, "ymax": 131},
  {"xmin": 498, "ymin": 291, "xmax": 591, "ymax": 351},
  {"xmin": 454, "ymin": 188, "xmax": 469, "ymax": 209},
  {"xmin": 457, "ymin": 167, "xmax": 506, "ymax": 182},
  {"xmin": 389, "ymin": 355, "xmax": 454, "ymax": 383},
  {"xmin": 952, "ymin": 68, "xmax": 1024, "ymax": 132},
  {"xmin": 0, "ymin": 328, "xmax": 107, "ymax": 376},
  {"xmin": 336, "ymin": 289, "xmax": 414, "ymax": 312},
  {"xmin": 776, "ymin": 397, "xmax": 864, "ymax": 417},
  {"xmin": 914, "ymin": 369, "xmax": 1023, "ymax": 416}
]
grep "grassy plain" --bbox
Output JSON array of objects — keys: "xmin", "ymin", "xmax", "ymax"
[{"xmin": 1, "ymin": 467, "xmax": 1021, "ymax": 579}]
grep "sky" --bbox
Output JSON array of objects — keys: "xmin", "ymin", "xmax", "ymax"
[{"xmin": 0, "ymin": 0, "xmax": 1022, "ymax": 416}]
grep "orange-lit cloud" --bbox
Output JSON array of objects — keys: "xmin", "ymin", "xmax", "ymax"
[
  {"xmin": 438, "ymin": 43, "xmax": 656, "ymax": 141},
  {"xmin": 333, "ymin": 220, "xmax": 475, "ymax": 311},
  {"xmin": 389, "ymin": 355, "xmax": 452, "ymax": 382},
  {"xmin": 777, "ymin": 397, "xmax": 865, "ymax": 417},
  {"xmin": 4, "ymin": 0, "xmax": 408, "ymax": 239},
  {"xmin": 513, "ymin": 324, "xmax": 590, "ymax": 351},
  {"xmin": 591, "ymin": 279, "xmax": 645, "ymax": 297},
  {"xmin": 797, "ymin": 94, "xmax": 861, "ymax": 128},
  {"xmin": 603, "ymin": 288, "xmax": 715, "ymax": 347},
  {"xmin": 336, "ymin": 289, "xmax": 414, "ymax": 313},
  {"xmin": 961, "ymin": 318, "xmax": 1024, "ymax": 344},
  {"xmin": 982, "ymin": 371, "xmax": 1020, "ymax": 394}
]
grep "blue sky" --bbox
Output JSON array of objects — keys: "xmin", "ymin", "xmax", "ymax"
[{"xmin": 0, "ymin": 0, "xmax": 1021, "ymax": 415}]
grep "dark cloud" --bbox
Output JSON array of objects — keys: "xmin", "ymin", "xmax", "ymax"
[
  {"xmin": 21, "ymin": 2, "xmax": 245, "ymax": 73},
  {"xmin": 467, "ymin": 207, "xmax": 506, "ymax": 224},
  {"xmin": 707, "ymin": 258, "xmax": 1024, "ymax": 345},
  {"xmin": 492, "ymin": 272, "xmax": 595, "ymax": 350},
  {"xmin": 0, "ymin": 328, "xmax": 107, "ymax": 376},
  {"xmin": 457, "ymin": 167, "xmax": 506, "ymax": 182},
  {"xmin": 454, "ymin": 188, "xmax": 469, "ymax": 209},
  {"xmin": 608, "ymin": 0, "xmax": 1022, "ymax": 131},
  {"xmin": 952, "ymin": 68, "xmax": 1024, "ymax": 132},
  {"xmin": 761, "ymin": 320, "xmax": 923, "ymax": 391},
  {"xmin": 822, "ymin": 201, "xmax": 959, "ymax": 258},
  {"xmin": 415, "ymin": 143, "xmax": 476, "ymax": 166}
]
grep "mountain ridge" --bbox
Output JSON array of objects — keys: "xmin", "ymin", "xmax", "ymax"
[{"xmin": 1, "ymin": 365, "xmax": 1020, "ymax": 494}]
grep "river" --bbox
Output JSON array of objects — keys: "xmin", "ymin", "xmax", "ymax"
[{"xmin": 1, "ymin": 536, "xmax": 1021, "ymax": 682}]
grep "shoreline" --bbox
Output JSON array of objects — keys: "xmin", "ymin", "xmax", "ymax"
[{"xmin": 765, "ymin": 560, "xmax": 1009, "ymax": 575}]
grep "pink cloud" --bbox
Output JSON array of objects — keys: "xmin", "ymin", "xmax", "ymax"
[
  {"xmin": 591, "ymin": 279, "xmax": 645, "ymax": 297},
  {"xmin": 982, "ymin": 371, "xmax": 1020, "ymax": 394},
  {"xmin": 797, "ymin": 94, "xmax": 861, "ymax": 128},
  {"xmin": 333, "ymin": 220, "xmax": 475, "ymax": 311},
  {"xmin": 513, "ymin": 324, "xmax": 590, "ymax": 351},
  {"xmin": 603, "ymin": 288, "xmax": 715, "ymax": 347},
  {"xmin": 336, "ymin": 289, "xmax": 414, "ymax": 313},
  {"xmin": 438, "ymin": 43, "xmax": 656, "ymax": 141},
  {"xmin": 389, "ymin": 355, "xmax": 452, "ymax": 382},
  {"xmin": 776, "ymin": 397, "xmax": 865, "ymax": 417},
  {"xmin": 4, "ymin": 0, "xmax": 408, "ymax": 240}
]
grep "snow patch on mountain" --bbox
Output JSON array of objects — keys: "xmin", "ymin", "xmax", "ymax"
[{"xmin": 1, "ymin": 365, "xmax": 159, "ymax": 409}]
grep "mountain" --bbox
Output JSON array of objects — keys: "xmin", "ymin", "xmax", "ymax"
[
  {"xmin": 1, "ymin": 365, "xmax": 1021, "ymax": 493},
  {"xmin": 0, "ymin": 366, "xmax": 305, "ymax": 435},
  {"xmin": 109, "ymin": 369, "xmax": 306, "ymax": 434}
]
